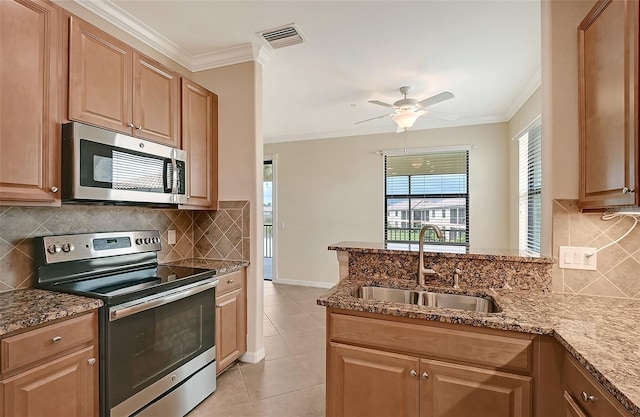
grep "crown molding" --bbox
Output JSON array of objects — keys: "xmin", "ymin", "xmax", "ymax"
[
  {"xmin": 72, "ymin": 0, "xmax": 270, "ymax": 72},
  {"xmin": 505, "ymin": 68, "xmax": 541, "ymax": 120},
  {"xmin": 192, "ymin": 43, "xmax": 273, "ymax": 72}
]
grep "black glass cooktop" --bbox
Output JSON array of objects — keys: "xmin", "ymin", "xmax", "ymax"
[{"xmin": 42, "ymin": 264, "xmax": 215, "ymax": 305}]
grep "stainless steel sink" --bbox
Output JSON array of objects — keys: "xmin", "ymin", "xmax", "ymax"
[{"xmin": 353, "ymin": 286, "xmax": 500, "ymax": 313}]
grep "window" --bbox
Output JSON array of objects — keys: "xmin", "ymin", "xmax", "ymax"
[
  {"xmin": 518, "ymin": 118, "xmax": 542, "ymax": 256},
  {"xmin": 384, "ymin": 149, "xmax": 469, "ymax": 247}
]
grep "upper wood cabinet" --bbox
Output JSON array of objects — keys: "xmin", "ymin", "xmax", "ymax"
[
  {"xmin": 0, "ymin": 0, "xmax": 62, "ymax": 206},
  {"xmin": 578, "ymin": 0, "xmax": 639, "ymax": 209},
  {"xmin": 180, "ymin": 78, "xmax": 218, "ymax": 210},
  {"xmin": 68, "ymin": 17, "xmax": 180, "ymax": 147}
]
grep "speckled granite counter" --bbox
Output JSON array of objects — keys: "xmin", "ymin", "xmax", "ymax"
[
  {"xmin": 329, "ymin": 241, "xmax": 553, "ymax": 263},
  {"xmin": 166, "ymin": 258, "xmax": 249, "ymax": 275},
  {"xmin": 317, "ymin": 277, "xmax": 640, "ymax": 417},
  {"xmin": 0, "ymin": 289, "xmax": 103, "ymax": 337}
]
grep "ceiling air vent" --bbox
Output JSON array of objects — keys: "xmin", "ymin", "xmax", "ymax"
[{"xmin": 258, "ymin": 24, "xmax": 305, "ymax": 49}]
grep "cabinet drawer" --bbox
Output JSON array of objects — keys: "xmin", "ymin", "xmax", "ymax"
[
  {"xmin": 216, "ymin": 270, "xmax": 243, "ymax": 296},
  {"xmin": 563, "ymin": 355, "xmax": 632, "ymax": 417},
  {"xmin": 329, "ymin": 312, "xmax": 533, "ymax": 373},
  {"xmin": 1, "ymin": 312, "xmax": 97, "ymax": 375}
]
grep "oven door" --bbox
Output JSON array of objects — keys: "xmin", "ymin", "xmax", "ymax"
[{"xmin": 106, "ymin": 279, "xmax": 217, "ymax": 417}]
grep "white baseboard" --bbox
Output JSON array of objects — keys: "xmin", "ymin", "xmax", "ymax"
[
  {"xmin": 240, "ymin": 348, "xmax": 265, "ymax": 364},
  {"xmin": 271, "ymin": 277, "xmax": 336, "ymax": 289}
]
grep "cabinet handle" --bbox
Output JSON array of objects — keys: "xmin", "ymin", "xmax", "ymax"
[
  {"xmin": 87, "ymin": 358, "xmax": 96, "ymax": 365},
  {"xmin": 410, "ymin": 370, "xmax": 417, "ymax": 377},
  {"xmin": 622, "ymin": 187, "xmax": 635, "ymax": 194},
  {"xmin": 50, "ymin": 186, "xmax": 58, "ymax": 193},
  {"xmin": 127, "ymin": 123, "xmax": 135, "ymax": 128},
  {"xmin": 581, "ymin": 391, "xmax": 595, "ymax": 402},
  {"xmin": 52, "ymin": 336, "xmax": 62, "ymax": 343},
  {"xmin": 422, "ymin": 372, "xmax": 429, "ymax": 379}
]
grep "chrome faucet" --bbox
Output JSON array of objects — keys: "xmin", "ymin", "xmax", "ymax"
[{"xmin": 417, "ymin": 224, "xmax": 443, "ymax": 286}]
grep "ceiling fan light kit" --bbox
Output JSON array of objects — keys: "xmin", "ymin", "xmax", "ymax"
[{"xmin": 356, "ymin": 86, "xmax": 458, "ymax": 132}]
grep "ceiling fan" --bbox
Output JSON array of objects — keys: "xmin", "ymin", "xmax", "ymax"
[{"xmin": 356, "ymin": 86, "xmax": 459, "ymax": 132}]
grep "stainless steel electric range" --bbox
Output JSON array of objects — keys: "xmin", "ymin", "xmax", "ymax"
[{"xmin": 34, "ymin": 230, "xmax": 218, "ymax": 417}]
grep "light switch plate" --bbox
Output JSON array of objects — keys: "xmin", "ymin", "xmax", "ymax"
[
  {"xmin": 167, "ymin": 229, "xmax": 177, "ymax": 245},
  {"xmin": 559, "ymin": 246, "xmax": 597, "ymax": 270}
]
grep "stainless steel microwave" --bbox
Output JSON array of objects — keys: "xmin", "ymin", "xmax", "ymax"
[{"xmin": 62, "ymin": 122, "xmax": 187, "ymax": 205}]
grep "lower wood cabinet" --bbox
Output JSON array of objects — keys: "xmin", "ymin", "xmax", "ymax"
[
  {"xmin": 562, "ymin": 354, "xmax": 632, "ymax": 417},
  {"xmin": 215, "ymin": 269, "xmax": 247, "ymax": 374},
  {"xmin": 327, "ymin": 309, "xmax": 534, "ymax": 417},
  {"xmin": 420, "ymin": 358, "xmax": 532, "ymax": 417},
  {"xmin": 1, "ymin": 346, "xmax": 97, "ymax": 417},
  {"xmin": 329, "ymin": 342, "xmax": 419, "ymax": 417},
  {"xmin": 0, "ymin": 311, "xmax": 99, "ymax": 417}
]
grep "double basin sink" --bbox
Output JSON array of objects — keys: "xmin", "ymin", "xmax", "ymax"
[{"xmin": 353, "ymin": 286, "xmax": 500, "ymax": 313}]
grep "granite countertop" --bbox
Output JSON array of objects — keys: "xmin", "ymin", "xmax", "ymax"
[
  {"xmin": 0, "ymin": 289, "xmax": 103, "ymax": 337},
  {"xmin": 329, "ymin": 241, "xmax": 555, "ymax": 264},
  {"xmin": 317, "ymin": 276, "xmax": 640, "ymax": 417},
  {"xmin": 166, "ymin": 258, "xmax": 249, "ymax": 275}
]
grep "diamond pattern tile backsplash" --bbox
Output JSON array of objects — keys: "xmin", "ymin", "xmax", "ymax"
[
  {"xmin": 553, "ymin": 200, "xmax": 640, "ymax": 299},
  {"xmin": 0, "ymin": 201, "xmax": 249, "ymax": 292}
]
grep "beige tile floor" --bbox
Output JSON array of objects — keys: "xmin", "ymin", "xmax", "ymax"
[{"xmin": 187, "ymin": 281, "xmax": 327, "ymax": 417}]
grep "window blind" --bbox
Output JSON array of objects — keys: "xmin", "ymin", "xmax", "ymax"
[
  {"xmin": 384, "ymin": 150, "xmax": 469, "ymax": 247},
  {"xmin": 518, "ymin": 119, "xmax": 542, "ymax": 256}
]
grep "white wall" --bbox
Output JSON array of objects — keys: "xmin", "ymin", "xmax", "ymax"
[
  {"xmin": 265, "ymin": 123, "xmax": 510, "ymax": 285},
  {"xmin": 194, "ymin": 62, "xmax": 264, "ymax": 362},
  {"xmin": 544, "ymin": 0, "xmax": 597, "ymax": 200}
]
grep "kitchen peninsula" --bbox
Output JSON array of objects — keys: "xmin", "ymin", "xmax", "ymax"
[{"xmin": 319, "ymin": 242, "xmax": 639, "ymax": 417}]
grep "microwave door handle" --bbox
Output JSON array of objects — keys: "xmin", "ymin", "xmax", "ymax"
[{"xmin": 171, "ymin": 150, "xmax": 178, "ymax": 194}]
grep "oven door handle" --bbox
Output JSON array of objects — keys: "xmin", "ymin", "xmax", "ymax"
[{"xmin": 109, "ymin": 279, "xmax": 218, "ymax": 321}]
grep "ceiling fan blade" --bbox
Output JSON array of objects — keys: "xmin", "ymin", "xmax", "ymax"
[
  {"xmin": 354, "ymin": 113, "xmax": 393, "ymax": 124},
  {"xmin": 368, "ymin": 100, "xmax": 396, "ymax": 109},
  {"xmin": 419, "ymin": 110, "xmax": 460, "ymax": 121},
  {"xmin": 416, "ymin": 91, "xmax": 455, "ymax": 108}
]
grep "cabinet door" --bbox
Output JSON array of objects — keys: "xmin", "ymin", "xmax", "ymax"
[
  {"xmin": 328, "ymin": 342, "xmax": 420, "ymax": 417},
  {"xmin": 578, "ymin": 0, "xmax": 639, "ymax": 208},
  {"xmin": 420, "ymin": 358, "xmax": 532, "ymax": 417},
  {"xmin": 68, "ymin": 17, "xmax": 132, "ymax": 135},
  {"xmin": 132, "ymin": 52, "xmax": 180, "ymax": 147},
  {"xmin": 180, "ymin": 78, "xmax": 218, "ymax": 209},
  {"xmin": 1, "ymin": 345, "xmax": 98, "ymax": 417},
  {"xmin": 0, "ymin": 0, "xmax": 61, "ymax": 205},
  {"xmin": 215, "ymin": 286, "xmax": 246, "ymax": 373}
]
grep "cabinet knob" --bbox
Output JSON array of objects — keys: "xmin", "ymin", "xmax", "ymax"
[
  {"xmin": 136, "ymin": 125, "xmax": 143, "ymax": 130},
  {"xmin": 581, "ymin": 391, "xmax": 595, "ymax": 402},
  {"xmin": 87, "ymin": 358, "xmax": 96, "ymax": 365},
  {"xmin": 228, "ymin": 279, "xmax": 234, "ymax": 284},
  {"xmin": 127, "ymin": 123, "xmax": 135, "ymax": 128},
  {"xmin": 50, "ymin": 186, "xmax": 58, "ymax": 193},
  {"xmin": 422, "ymin": 372, "xmax": 429, "ymax": 379},
  {"xmin": 622, "ymin": 187, "xmax": 635, "ymax": 194},
  {"xmin": 52, "ymin": 336, "xmax": 62, "ymax": 343},
  {"xmin": 410, "ymin": 370, "xmax": 417, "ymax": 377}
]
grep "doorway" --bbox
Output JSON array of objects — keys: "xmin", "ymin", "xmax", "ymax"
[{"xmin": 263, "ymin": 158, "xmax": 275, "ymax": 280}]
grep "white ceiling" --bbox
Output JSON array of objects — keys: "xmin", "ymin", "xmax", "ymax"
[{"xmin": 71, "ymin": 0, "xmax": 541, "ymax": 143}]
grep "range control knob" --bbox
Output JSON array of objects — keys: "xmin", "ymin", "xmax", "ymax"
[
  {"xmin": 135, "ymin": 238, "xmax": 143, "ymax": 245},
  {"xmin": 61, "ymin": 243, "xmax": 75, "ymax": 253},
  {"xmin": 144, "ymin": 238, "xmax": 151, "ymax": 244},
  {"xmin": 153, "ymin": 237, "xmax": 160, "ymax": 244},
  {"xmin": 47, "ymin": 244, "xmax": 61, "ymax": 254}
]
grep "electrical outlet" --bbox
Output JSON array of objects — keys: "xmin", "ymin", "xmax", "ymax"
[
  {"xmin": 167, "ymin": 230, "xmax": 177, "ymax": 245},
  {"xmin": 559, "ymin": 246, "xmax": 597, "ymax": 270}
]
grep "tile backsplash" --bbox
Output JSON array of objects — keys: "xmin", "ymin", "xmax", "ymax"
[
  {"xmin": 553, "ymin": 199, "xmax": 640, "ymax": 299},
  {"xmin": 0, "ymin": 201, "xmax": 249, "ymax": 292}
]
